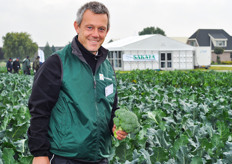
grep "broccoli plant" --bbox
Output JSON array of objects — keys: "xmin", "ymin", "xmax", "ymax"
[{"xmin": 113, "ymin": 108, "xmax": 140, "ymax": 138}]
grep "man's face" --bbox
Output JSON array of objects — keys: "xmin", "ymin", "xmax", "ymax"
[{"xmin": 74, "ymin": 10, "xmax": 109, "ymax": 55}]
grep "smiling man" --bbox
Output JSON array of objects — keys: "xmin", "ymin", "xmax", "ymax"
[
  {"xmin": 74, "ymin": 9, "xmax": 108, "ymax": 54},
  {"xmin": 27, "ymin": 1, "xmax": 127, "ymax": 164}
]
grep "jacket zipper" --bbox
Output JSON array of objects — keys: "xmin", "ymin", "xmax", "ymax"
[
  {"xmin": 93, "ymin": 74, "xmax": 100, "ymax": 161},
  {"xmin": 84, "ymin": 64, "xmax": 100, "ymax": 161},
  {"xmin": 79, "ymin": 57, "xmax": 101, "ymax": 161}
]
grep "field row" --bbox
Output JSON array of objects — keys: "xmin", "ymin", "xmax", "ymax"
[{"xmin": 0, "ymin": 70, "xmax": 232, "ymax": 164}]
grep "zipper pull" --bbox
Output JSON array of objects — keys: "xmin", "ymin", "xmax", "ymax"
[
  {"xmin": 93, "ymin": 76, "xmax": 96, "ymax": 88},
  {"xmin": 94, "ymin": 80, "xmax": 96, "ymax": 88}
]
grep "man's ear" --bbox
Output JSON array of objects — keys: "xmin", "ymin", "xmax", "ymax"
[{"xmin": 74, "ymin": 21, "xmax": 79, "ymax": 34}]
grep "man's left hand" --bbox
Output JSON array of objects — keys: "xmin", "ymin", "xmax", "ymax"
[{"xmin": 112, "ymin": 124, "xmax": 128, "ymax": 140}]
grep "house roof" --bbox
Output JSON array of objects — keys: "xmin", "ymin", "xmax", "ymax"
[
  {"xmin": 210, "ymin": 33, "xmax": 227, "ymax": 39},
  {"xmin": 188, "ymin": 29, "xmax": 232, "ymax": 50},
  {"xmin": 104, "ymin": 34, "xmax": 194, "ymax": 51}
]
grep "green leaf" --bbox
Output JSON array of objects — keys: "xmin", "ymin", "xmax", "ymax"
[
  {"xmin": 150, "ymin": 129, "xmax": 171, "ymax": 149},
  {"xmin": 170, "ymin": 135, "xmax": 189, "ymax": 157},
  {"xmin": 223, "ymin": 141, "xmax": 232, "ymax": 163},
  {"xmin": 150, "ymin": 147, "xmax": 169, "ymax": 162},
  {"xmin": 18, "ymin": 156, "xmax": 33, "ymax": 164},
  {"xmin": 139, "ymin": 149, "xmax": 151, "ymax": 164},
  {"xmin": 0, "ymin": 149, "xmax": 3, "ymax": 164},
  {"xmin": 212, "ymin": 134, "xmax": 224, "ymax": 149},
  {"xmin": 147, "ymin": 110, "xmax": 166, "ymax": 130},
  {"xmin": 2, "ymin": 148, "xmax": 16, "ymax": 164},
  {"xmin": 6, "ymin": 122, "xmax": 28, "ymax": 141},
  {"xmin": 0, "ymin": 114, "xmax": 10, "ymax": 131},
  {"xmin": 223, "ymin": 151, "xmax": 232, "ymax": 163},
  {"xmin": 217, "ymin": 121, "xmax": 230, "ymax": 142},
  {"xmin": 114, "ymin": 140, "xmax": 133, "ymax": 162},
  {"xmin": 190, "ymin": 156, "xmax": 203, "ymax": 164},
  {"xmin": 176, "ymin": 146, "xmax": 191, "ymax": 164},
  {"xmin": 14, "ymin": 139, "xmax": 26, "ymax": 153}
]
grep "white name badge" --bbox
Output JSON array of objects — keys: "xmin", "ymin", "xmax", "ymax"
[{"xmin": 105, "ymin": 84, "xmax": 113, "ymax": 97}]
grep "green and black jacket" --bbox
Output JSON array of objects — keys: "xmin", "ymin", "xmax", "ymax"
[{"xmin": 27, "ymin": 36, "xmax": 118, "ymax": 162}]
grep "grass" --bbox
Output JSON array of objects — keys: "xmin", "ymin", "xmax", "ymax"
[
  {"xmin": 209, "ymin": 66, "xmax": 232, "ymax": 70},
  {"xmin": 0, "ymin": 61, "xmax": 6, "ymax": 67},
  {"xmin": 117, "ymin": 66, "xmax": 232, "ymax": 73}
]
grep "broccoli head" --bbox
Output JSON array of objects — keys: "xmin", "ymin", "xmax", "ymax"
[{"xmin": 113, "ymin": 108, "xmax": 140, "ymax": 138}]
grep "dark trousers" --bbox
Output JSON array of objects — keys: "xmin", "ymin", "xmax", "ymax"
[
  {"xmin": 24, "ymin": 70, "xmax": 30, "ymax": 75},
  {"xmin": 13, "ymin": 69, "xmax": 19, "ymax": 73},
  {"xmin": 50, "ymin": 155, "xmax": 109, "ymax": 164}
]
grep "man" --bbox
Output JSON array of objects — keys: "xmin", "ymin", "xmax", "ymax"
[
  {"xmin": 27, "ymin": 2, "xmax": 128, "ymax": 164},
  {"xmin": 22, "ymin": 56, "xmax": 31, "ymax": 75},
  {"xmin": 6, "ymin": 57, "xmax": 12, "ymax": 73},
  {"xmin": 33, "ymin": 56, "xmax": 40, "ymax": 74},
  {"xmin": 13, "ymin": 57, "xmax": 21, "ymax": 73}
]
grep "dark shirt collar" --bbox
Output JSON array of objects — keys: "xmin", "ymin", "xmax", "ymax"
[{"xmin": 75, "ymin": 36, "xmax": 102, "ymax": 59}]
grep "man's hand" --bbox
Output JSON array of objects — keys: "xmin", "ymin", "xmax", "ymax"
[
  {"xmin": 112, "ymin": 124, "xmax": 128, "ymax": 140},
  {"xmin": 32, "ymin": 156, "xmax": 50, "ymax": 164}
]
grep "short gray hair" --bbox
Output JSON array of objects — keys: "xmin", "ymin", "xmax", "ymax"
[{"xmin": 76, "ymin": 1, "xmax": 110, "ymax": 30}]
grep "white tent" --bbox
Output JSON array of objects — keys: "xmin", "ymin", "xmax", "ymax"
[
  {"xmin": 38, "ymin": 48, "xmax": 45, "ymax": 63},
  {"xmin": 104, "ymin": 34, "xmax": 195, "ymax": 71},
  {"xmin": 105, "ymin": 34, "xmax": 194, "ymax": 51}
]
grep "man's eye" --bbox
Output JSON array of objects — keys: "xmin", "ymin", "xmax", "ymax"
[
  {"xmin": 87, "ymin": 26, "xmax": 93, "ymax": 30},
  {"xmin": 99, "ymin": 28, "xmax": 106, "ymax": 32}
]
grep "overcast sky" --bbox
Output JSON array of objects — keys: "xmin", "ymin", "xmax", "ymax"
[{"xmin": 0, "ymin": 0, "xmax": 231, "ymax": 47}]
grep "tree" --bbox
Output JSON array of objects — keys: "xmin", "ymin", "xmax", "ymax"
[
  {"xmin": 51, "ymin": 45, "xmax": 56, "ymax": 53},
  {"xmin": 43, "ymin": 42, "xmax": 53, "ymax": 60},
  {"xmin": 138, "ymin": 26, "xmax": 166, "ymax": 36},
  {"xmin": 2, "ymin": 32, "xmax": 38, "ymax": 59},
  {"xmin": 214, "ymin": 47, "xmax": 224, "ymax": 64}
]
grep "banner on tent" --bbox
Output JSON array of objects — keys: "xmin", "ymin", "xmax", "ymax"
[{"xmin": 123, "ymin": 54, "xmax": 159, "ymax": 62}]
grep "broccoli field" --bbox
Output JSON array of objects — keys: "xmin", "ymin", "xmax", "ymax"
[{"xmin": 0, "ymin": 70, "xmax": 232, "ymax": 164}]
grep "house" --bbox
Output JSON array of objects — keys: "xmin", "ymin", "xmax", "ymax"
[
  {"xmin": 104, "ymin": 34, "xmax": 195, "ymax": 71},
  {"xmin": 187, "ymin": 29, "xmax": 232, "ymax": 63}
]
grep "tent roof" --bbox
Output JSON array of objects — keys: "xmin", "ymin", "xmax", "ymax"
[{"xmin": 104, "ymin": 34, "xmax": 194, "ymax": 51}]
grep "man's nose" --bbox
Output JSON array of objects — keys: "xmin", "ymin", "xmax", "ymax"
[{"xmin": 92, "ymin": 29, "xmax": 99, "ymax": 37}]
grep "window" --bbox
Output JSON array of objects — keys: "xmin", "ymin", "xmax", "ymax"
[
  {"xmin": 108, "ymin": 51, "xmax": 122, "ymax": 68},
  {"xmin": 161, "ymin": 53, "xmax": 165, "ymax": 60},
  {"xmin": 160, "ymin": 52, "xmax": 172, "ymax": 69},
  {"xmin": 188, "ymin": 40, "xmax": 197, "ymax": 46},
  {"xmin": 216, "ymin": 40, "xmax": 226, "ymax": 47},
  {"xmin": 167, "ymin": 62, "xmax": 172, "ymax": 68},
  {"xmin": 161, "ymin": 62, "xmax": 165, "ymax": 68},
  {"xmin": 167, "ymin": 53, "xmax": 172, "ymax": 60},
  {"xmin": 167, "ymin": 53, "xmax": 172, "ymax": 68}
]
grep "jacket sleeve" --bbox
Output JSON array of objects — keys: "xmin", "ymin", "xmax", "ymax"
[
  {"xmin": 108, "ymin": 64, "xmax": 120, "ymax": 135},
  {"xmin": 109, "ymin": 90, "xmax": 119, "ymax": 136},
  {"xmin": 27, "ymin": 54, "xmax": 62, "ymax": 157}
]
